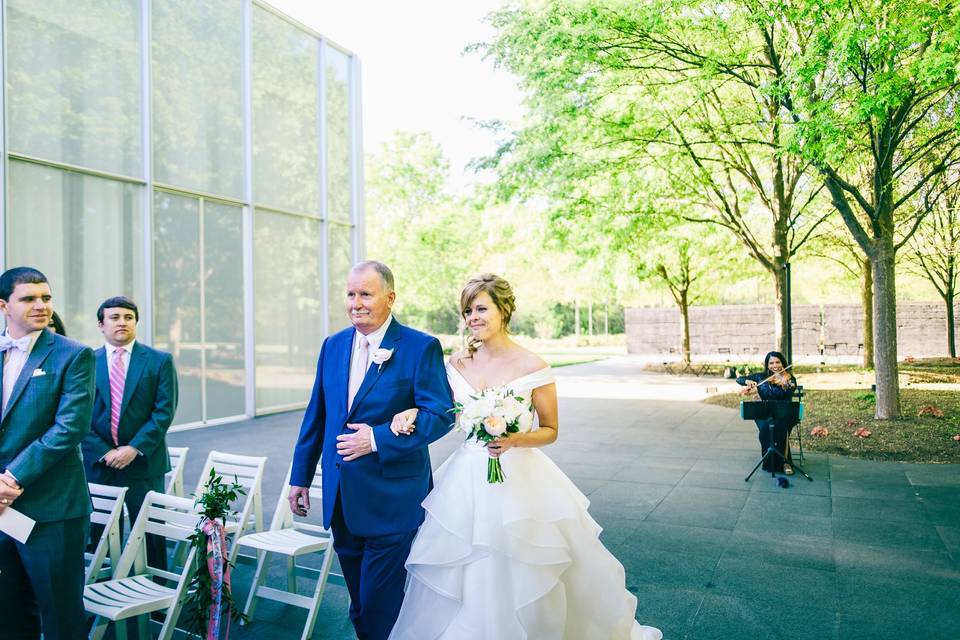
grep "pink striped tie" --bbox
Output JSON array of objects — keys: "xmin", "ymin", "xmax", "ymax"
[{"xmin": 109, "ymin": 347, "xmax": 126, "ymax": 446}]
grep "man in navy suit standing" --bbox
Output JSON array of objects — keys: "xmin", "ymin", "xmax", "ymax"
[
  {"xmin": 82, "ymin": 296, "xmax": 178, "ymax": 569},
  {"xmin": 0, "ymin": 267, "xmax": 95, "ymax": 640},
  {"xmin": 289, "ymin": 260, "xmax": 453, "ymax": 640}
]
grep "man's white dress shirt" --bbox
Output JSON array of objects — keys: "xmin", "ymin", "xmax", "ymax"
[{"xmin": 349, "ymin": 316, "xmax": 393, "ymax": 452}]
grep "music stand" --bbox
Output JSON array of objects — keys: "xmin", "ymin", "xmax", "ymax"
[{"xmin": 741, "ymin": 401, "xmax": 813, "ymax": 482}]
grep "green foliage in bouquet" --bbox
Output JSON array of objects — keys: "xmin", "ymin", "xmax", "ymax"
[
  {"xmin": 183, "ymin": 468, "xmax": 249, "ymax": 636},
  {"xmin": 450, "ymin": 389, "xmax": 528, "ymax": 483}
]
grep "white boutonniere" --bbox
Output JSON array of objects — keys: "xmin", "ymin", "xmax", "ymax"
[{"xmin": 372, "ymin": 348, "xmax": 394, "ymax": 372}]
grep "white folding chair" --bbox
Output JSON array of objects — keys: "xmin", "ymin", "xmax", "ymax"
[
  {"xmin": 237, "ymin": 466, "xmax": 334, "ymax": 640},
  {"xmin": 84, "ymin": 492, "xmax": 201, "ymax": 640},
  {"xmin": 168, "ymin": 451, "xmax": 267, "ymax": 572},
  {"xmin": 187, "ymin": 451, "xmax": 267, "ymax": 565},
  {"xmin": 165, "ymin": 446, "xmax": 189, "ymax": 496},
  {"xmin": 85, "ymin": 483, "xmax": 127, "ymax": 584}
]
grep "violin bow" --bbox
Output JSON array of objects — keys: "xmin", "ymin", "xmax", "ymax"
[{"xmin": 756, "ymin": 363, "xmax": 796, "ymax": 387}]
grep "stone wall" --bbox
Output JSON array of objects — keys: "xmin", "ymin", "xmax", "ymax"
[{"xmin": 626, "ymin": 301, "xmax": 958, "ymax": 357}]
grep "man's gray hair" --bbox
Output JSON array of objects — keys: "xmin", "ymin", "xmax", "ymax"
[{"xmin": 351, "ymin": 260, "xmax": 395, "ymax": 292}]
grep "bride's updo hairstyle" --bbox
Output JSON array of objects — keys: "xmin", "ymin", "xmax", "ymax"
[{"xmin": 460, "ymin": 273, "xmax": 516, "ymax": 358}]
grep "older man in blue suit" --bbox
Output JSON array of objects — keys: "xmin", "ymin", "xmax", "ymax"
[
  {"xmin": 289, "ymin": 260, "xmax": 453, "ymax": 640},
  {"xmin": 0, "ymin": 267, "xmax": 95, "ymax": 640}
]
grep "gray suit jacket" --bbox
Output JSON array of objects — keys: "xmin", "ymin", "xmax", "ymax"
[
  {"xmin": 0, "ymin": 329, "xmax": 95, "ymax": 522},
  {"xmin": 82, "ymin": 341, "xmax": 178, "ymax": 480}
]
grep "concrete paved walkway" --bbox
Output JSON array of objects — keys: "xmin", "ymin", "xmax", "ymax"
[{"xmin": 168, "ymin": 357, "xmax": 959, "ymax": 640}]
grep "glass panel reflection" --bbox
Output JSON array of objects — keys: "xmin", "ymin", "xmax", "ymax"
[
  {"xmin": 203, "ymin": 202, "xmax": 245, "ymax": 420},
  {"xmin": 326, "ymin": 46, "xmax": 352, "ymax": 222},
  {"xmin": 153, "ymin": 191, "xmax": 203, "ymax": 425},
  {"xmin": 6, "ymin": 0, "xmax": 142, "ymax": 177},
  {"xmin": 152, "ymin": 0, "xmax": 244, "ymax": 198},
  {"xmin": 327, "ymin": 222, "xmax": 353, "ymax": 333},
  {"xmin": 254, "ymin": 209, "xmax": 323, "ymax": 411},
  {"xmin": 252, "ymin": 7, "xmax": 320, "ymax": 215},
  {"xmin": 7, "ymin": 161, "xmax": 144, "ymax": 347}
]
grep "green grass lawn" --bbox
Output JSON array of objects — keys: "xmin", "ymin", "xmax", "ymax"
[
  {"xmin": 791, "ymin": 357, "xmax": 960, "ymax": 383},
  {"xmin": 705, "ymin": 388, "xmax": 960, "ymax": 463},
  {"xmin": 541, "ymin": 353, "xmax": 608, "ymax": 368},
  {"xmin": 650, "ymin": 356, "xmax": 960, "ymax": 384}
]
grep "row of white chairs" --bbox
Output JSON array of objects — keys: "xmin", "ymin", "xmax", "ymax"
[
  {"xmin": 83, "ymin": 446, "xmax": 191, "ymax": 586},
  {"xmin": 82, "ymin": 449, "xmax": 334, "ymax": 640}
]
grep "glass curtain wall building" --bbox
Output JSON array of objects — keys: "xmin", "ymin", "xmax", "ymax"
[{"xmin": 0, "ymin": 0, "xmax": 364, "ymax": 428}]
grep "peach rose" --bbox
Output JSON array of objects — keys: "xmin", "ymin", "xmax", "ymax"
[{"xmin": 483, "ymin": 415, "xmax": 507, "ymax": 437}]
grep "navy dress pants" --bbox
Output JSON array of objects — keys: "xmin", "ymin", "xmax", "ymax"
[
  {"xmin": 0, "ymin": 515, "xmax": 88, "ymax": 640},
  {"xmin": 330, "ymin": 497, "xmax": 418, "ymax": 640}
]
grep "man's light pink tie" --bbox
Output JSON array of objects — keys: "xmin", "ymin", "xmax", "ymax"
[
  {"xmin": 348, "ymin": 336, "xmax": 369, "ymax": 411},
  {"xmin": 109, "ymin": 347, "xmax": 126, "ymax": 446}
]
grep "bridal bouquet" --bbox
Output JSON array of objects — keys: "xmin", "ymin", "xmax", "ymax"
[{"xmin": 453, "ymin": 387, "xmax": 532, "ymax": 483}]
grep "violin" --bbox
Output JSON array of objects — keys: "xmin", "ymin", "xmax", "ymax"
[{"xmin": 760, "ymin": 364, "xmax": 795, "ymax": 389}]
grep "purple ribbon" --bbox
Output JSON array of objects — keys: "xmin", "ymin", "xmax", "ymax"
[{"xmin": 200, "ymin": 517, "xmax": 232, "ymax": 640}]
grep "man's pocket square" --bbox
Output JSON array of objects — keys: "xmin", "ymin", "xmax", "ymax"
[{"xmin": 31, "ymin": 369, "xmax": 46, "ymax": 377}]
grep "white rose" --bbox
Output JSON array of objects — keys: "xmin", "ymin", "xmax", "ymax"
[
  {"xmin": 459, "ymin": 399, "xmax": 481, "ymax": 423},
  {"xmin": 372, "ymin": 348, "xmax": 393, "ymax": 371},
  {"xmin": 501, "ymin": 396, "xmax": 526, "ymax": 423},
  {"xmin": 517, "ymin": 410, "xmax": 533, "ymax": 433},
  {"xmin": 371, "ymin": 348, "xmax": 393, "ymax": 364},
  {"xmin": 473, "ymin": 395, "xmax": 496, "ymax": 418}
]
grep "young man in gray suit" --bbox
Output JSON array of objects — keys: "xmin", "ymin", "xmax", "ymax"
[
  {"xmin": 0, "ymin": 267, "xmax": 95, "ymax": 640},
  {"xmin": 82, "ymin": 296, "xmax": 178, "ymax": 569}
]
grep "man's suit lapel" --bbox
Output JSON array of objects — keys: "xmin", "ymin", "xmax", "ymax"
[
  {"xmin": 120, "ymin": 342, "xmax": 146, "ymax": 418},
  {"xmin": 95, "ymin": 347, "xmax": 109, "ymax": 410},
  {"xmin": 338, "ymin": 331, "xmax": 353, "ymax": 418},
  {"xmin": 2, "ymin": 330, "xmax": 55, "ymax": 424},
  {"xmin": 346, "ymin": 320, "xmax": 403, "ymax": 422}
]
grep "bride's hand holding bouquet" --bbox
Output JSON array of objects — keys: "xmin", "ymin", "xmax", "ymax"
[{"xmin": 454, "ymin": 387, "xmax": 532, "ymax": 483}]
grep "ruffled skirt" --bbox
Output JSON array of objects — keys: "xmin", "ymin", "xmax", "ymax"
[{"xmin": 389, "ymin": 441, "xmax": 662, "ymax": 640}]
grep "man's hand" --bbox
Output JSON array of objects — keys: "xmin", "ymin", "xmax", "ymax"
[
  {"xmin": 337, "ymin": 423, "xmax": 373, "ymax": 461},
  {"xmin": 103, "ymin": 445, "xmax": 139, "ymax": 470},
  {"xmin": 0, "ymin": 471, "xmax": 23, "ymax": 513},
  {"xmin": 288, "ymin": 486, "xmax": 310, "ymax": 517}
]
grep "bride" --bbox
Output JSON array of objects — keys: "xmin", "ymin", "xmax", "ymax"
[{"xmin": 387, "ymin": 274, "xmax": 662, "ymax": 640}]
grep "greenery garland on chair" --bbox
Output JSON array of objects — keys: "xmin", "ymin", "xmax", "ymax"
[{"xmin": 184, "ymin": 468, "xmax": 250, "ymax": 638}]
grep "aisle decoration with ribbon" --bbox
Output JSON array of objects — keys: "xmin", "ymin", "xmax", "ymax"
[{"xmin": 185, "ymin": 468, "xmax": 249, "ymax": 639}]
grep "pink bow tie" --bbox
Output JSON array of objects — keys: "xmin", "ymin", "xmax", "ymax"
[{"xmin": 0, "ymin": 334, "xmax": 31, "ymax": 353}]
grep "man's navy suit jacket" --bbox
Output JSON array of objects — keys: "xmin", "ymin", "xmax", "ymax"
[
  {"xmin": 82, "ymin": 341, "xmax": 178, "ymax": 481},
  {"xmin": 291, "ymin": 319, "xmax": 453, "ymax": 537}
]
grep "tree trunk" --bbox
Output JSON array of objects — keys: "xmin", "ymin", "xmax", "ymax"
[
  {"xmin": 773, "ymin": 264, "xmax": 789, "ymax": 358},
  {"xmin": 872, "ymin": 239, "xmax": 900, "ymax": 419},
  {"xmin": 588, "ymin": 301, "xmax": 594, "ymax": 336},
  {"xmin": 679, "ymin": 292, "xmax": 691, "ymax": 365},
  {"xmin": 574, "ymin": 300, "xmax": 581, "ymax": 338},
  {"xmin": 860, "ymin": 257, "xmax": 874, "ymax": 368},
  {"xmin": 604, "ymin": 303, "xmax": 609, "ymax": 335},
  {"xmin": 945, "ymin": 291, "xmax": 956, "ymax": 358}
]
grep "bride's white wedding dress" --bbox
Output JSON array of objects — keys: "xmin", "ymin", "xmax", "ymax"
[{"xmin": 389, "ymin": 363, "xmax": 662, "ymax": 640}]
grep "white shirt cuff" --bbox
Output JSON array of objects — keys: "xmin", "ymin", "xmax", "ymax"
[{"xmin": 369, "ymin": 430, "xmax": 378, "ymax": 453}]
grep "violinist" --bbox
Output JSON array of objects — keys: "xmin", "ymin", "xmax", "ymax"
[{"xmin": 736, "ymin": 351, "xmax": 797, "ymax": 474}]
